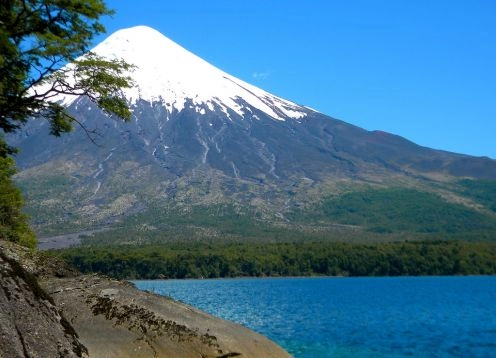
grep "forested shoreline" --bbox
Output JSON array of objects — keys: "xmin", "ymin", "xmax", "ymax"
[{"xmin": 51, "ymin": 240, "xmax": 496, "ymax": 279}]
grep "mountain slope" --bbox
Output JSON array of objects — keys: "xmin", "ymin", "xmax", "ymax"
[
  {"xmin": 9, "ymin": 26, "xmax": 496, "ymax": 243},
  {"xmin": 43, "ymin": 25, "xmax": 308, "ymax": 121}
]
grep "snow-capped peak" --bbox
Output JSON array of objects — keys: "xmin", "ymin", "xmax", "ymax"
[{"xmin": 51, "ymin": 26, "xmax": 311, "ymax": 121}]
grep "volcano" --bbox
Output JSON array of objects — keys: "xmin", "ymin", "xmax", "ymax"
[{"xmin": 9, "ymin": 26, "xmax": 496, "ymax": 244}]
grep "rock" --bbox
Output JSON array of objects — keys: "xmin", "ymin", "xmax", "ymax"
[
  {"xmin": 0, "ymin": 244, "xmax": 87, "ymax": 357},
  {"xmin": 42, "ymin": 274, "xmax": 291, "ymax": 357},
  {"xmin": 0, "ymin": 239, "xmax": 291, "ymax": 357}
]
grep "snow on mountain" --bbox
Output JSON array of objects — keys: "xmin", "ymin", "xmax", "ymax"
[
  {"xmin": 14, "ymin": 27, "xmax": 496, "ymax": 241},
  {"xmin": 48, "ymin": 25, "xmax": 311, "ymax": 121}
]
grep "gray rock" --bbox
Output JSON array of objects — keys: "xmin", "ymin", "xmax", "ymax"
[
  {"xmin": 42, "ymin": 274, "xmax": 291, "ymax": 358},
  {"xmin": 0, "ymin": 246, "xmax": 87, "ymax": 358},
  {"xmin": 0, "ymin": 239, "xmax": 291, "ymax": 357}
]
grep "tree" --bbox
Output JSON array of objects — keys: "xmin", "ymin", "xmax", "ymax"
[
  {"xmin": 0, "ymin": 0, "xmax": 135, "ymax": 247},
  {"xmin": 0, "ymin": 0, "xmax": 135, "ymax": 155},
  {"xmin": 0, "ymin": 156, "xmax": 36, "ymax": 248}
]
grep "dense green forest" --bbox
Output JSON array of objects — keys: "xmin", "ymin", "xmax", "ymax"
[
  {"xmin": 292, "ymin": 187, "xmax": 496, "ymax": 236},
  {"xmin": 457, "ymin": 179, "xmax": 496, "ymax": 213},
  {"xmin": 51, "ymin": 240, "xmax": 496, "ymax": 279}
]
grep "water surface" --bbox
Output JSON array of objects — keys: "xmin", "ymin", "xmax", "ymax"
[{"xmin": 134, "ymin": 276, "xmax": 496, "ymax": 357}]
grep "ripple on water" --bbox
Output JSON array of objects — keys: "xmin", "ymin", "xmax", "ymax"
[{"xmin": 134, "ymin": 276, "xmax": 496, "ymax": 358}]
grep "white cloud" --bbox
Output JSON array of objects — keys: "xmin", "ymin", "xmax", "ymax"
[{"xmin": 252, "ymin": 71, "xmax": 271, "ymax": 80}]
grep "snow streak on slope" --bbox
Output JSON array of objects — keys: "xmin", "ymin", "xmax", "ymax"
[{"xmin": 50, "ymin": 26, "xmax": 310, "ymax": 121}]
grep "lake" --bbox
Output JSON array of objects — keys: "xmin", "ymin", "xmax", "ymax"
[{"xmin": 133, "ymin": 276, "xmax": 496, "ymax": 357}]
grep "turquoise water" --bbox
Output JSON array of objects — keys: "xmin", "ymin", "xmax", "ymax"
[{"xmin": 133, "ymin": 276, "xmax": 496, "ymax": 357}]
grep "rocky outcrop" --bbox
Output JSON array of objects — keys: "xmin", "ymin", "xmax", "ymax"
[
  {"xmin": 0, "ymin": 239, "xmax": 290, "ymax": 357},
  {"xmin": 0, "ymin": 240, "xmax": 87, "ymax": 358},
  {"xmin": 43, "ymin": 275, "xmax": 290, "ymax": 358}
]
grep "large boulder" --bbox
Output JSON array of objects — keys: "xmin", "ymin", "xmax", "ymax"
[
  {"xmin": 43, "ymin": 274, "xmax": 290, "ymax": 358},
  {"xmin": 0, "ymin": 239, "xmax": 290, "ymax": 357}
]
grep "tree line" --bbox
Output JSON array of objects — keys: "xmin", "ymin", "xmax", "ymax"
[{"xmin": 52, "ymin": 240, "xmax": 496, "ymax": 279}]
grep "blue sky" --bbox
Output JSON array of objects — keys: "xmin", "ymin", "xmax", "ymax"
[{"xmin": 99, "ymin": 0, "xmax": 495, "ymax": 158}]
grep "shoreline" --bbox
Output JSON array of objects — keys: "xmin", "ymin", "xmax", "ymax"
[
  {"xmin": 0, "ymin": 239, "xmax": 291, "ymax": 358},
  {"xmin": 131, "ymin": 274, "xmax": 496, "ymax": 281}
]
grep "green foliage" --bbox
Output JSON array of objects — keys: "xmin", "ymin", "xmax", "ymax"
[
  {"xmin": 292, "ymin": 188, "xmax": 496, "ymax": 237},
  {"xmin": 75, "ymin": 203, "xmax": 306, "ymax": 246},
  {"xmin": 53, "ymin": 240, "xmax": 496, "ymax": 279},
  {"xmin": 23, "ymin": 183, "xmax": 496, "ymax": 244},
  {"xmin": 457, "ymin": 179, "xmax": 496, "ymax": 212},
  {"xmin": 38, "ymin": 186, "xmax": 496, "ymax": 246},
  {"xmin": 0, "ymin": 0, "xmax": 134, "ymax": 152},
  {"xmin": 0, "ymin": 153, "xmax": 35, "ymax": 248},
  {"xmin": 0, "ymin": 1, "xmax": 135, "ymax": 249}
]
